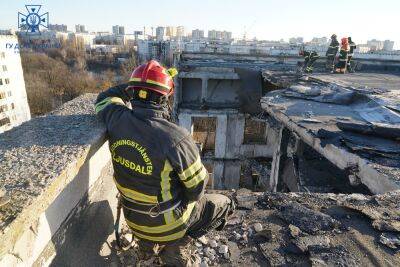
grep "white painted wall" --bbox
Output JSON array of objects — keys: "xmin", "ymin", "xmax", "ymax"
[{"xmin": 0, "ymin": 34, "xmax": 31, "ymax": 133}]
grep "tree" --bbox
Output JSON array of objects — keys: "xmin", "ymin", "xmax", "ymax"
[{"xmin": 120, "ymin": 55, "xmax": 137, "ymax": 80}]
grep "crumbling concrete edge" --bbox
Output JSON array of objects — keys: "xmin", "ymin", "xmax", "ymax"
[
  {"xmin": 0, "ymin": 137, "xmax": 110, "ymax": 266},
  {"xmin": 0, "ymin": 95, "xmax": 111, "ymax": 266}
]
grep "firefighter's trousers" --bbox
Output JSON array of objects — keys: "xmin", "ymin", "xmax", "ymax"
[{"xmin": 138, "ymin": 193, "xmax": 235, "ymax": 267}]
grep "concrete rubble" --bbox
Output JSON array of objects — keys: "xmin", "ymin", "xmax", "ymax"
[{"xmin": 114, "ymin": 188, "xmax": 400, "ymax": 266}]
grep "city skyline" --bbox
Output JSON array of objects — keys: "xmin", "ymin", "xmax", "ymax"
[{"xmin": 0, "ymin": 0, "xmax": 399, "ymax": 48}]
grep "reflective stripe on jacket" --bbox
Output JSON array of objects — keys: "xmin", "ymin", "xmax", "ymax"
[
  {"xmin": 338, "ymin": 49, "xmax": 349, "ymax": 62},
  {"xmin": 95, "ymin": 84, "xmax": 209, "ymax": 243},
  {"xmin": 326, "ymin": 39, "xmax": 339, "ymax": 56}
]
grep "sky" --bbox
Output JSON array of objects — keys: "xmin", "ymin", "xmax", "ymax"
[{"xmin": 0, "ymin": 0, "xmax": 399, "ymax": 48}]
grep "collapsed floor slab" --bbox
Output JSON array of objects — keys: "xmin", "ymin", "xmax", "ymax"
[{"xmin": 261, "ymin": 72, "xmax": 400, "ymax": 194}]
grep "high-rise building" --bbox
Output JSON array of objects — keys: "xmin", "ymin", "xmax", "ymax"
[
  {"xmin": 156, "ymin": 26, "xmax": 166, "ymax": 41},
  {"xmin": 310, "ymin": 37, "xmax": 328, "ymax": 45},
  {"xmin": 165, "ymin": 26, "xmax": 177, "ymax": 38},
  {"xmin": 221, "ymin": 31, "xmax": 232, "ymax": 41},
  {"xmin": 112, "ymin": 25, "xmax": 119, "ymax": 35},
  {"xmin": 49, "ymin": 24, "xmax": 68, "ymax": 32},
  {"xmin": 367, "ymin": 39, "xmax": 384, "ymax": 51},
  {"xmin": 289, "ymin": 37, "xmax": 304, "ymax": 44},
  {"xmin": 176, "ymin": 26, "xmax": 185, "ymax": 38},
  {"xmin": 192, "ymin": 29, "xmax": 204, "ymax": 40},
  {"xmin": 208, "ymin": 30, "xmax": 217, "ymax": 40},
  {"xmin": 112, "ymin": 25, "xmax": 125, "ymax": 35},
  {"xmin": 383, "ymin": 40, "xmax": 395, "ymax": 51},
  {"xmin": 75, "ymin": 24, "xmax": 87, "ymax": 33},
  {"xmin": 0, "ymin": 33, "xmax": 31, "ymax": 133},
  {"xmin": 208, "ymin": 30, "xmax": 232, "ymax": 41},
  {"xmin": 119, "ymin": 26, "xmax": 125, "ymax": 35}
]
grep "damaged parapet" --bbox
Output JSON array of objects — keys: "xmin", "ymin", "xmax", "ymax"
[{"xmin": 0, "ymin": 94, "xmax": 110, "ymax": 266}]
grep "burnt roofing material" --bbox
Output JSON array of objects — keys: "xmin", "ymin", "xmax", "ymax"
[{"xmin": 261, "ymin": 72, "xmax": 400, "ymax": 193}]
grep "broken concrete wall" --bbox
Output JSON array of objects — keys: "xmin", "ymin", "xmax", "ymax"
[
  {"xmin": 178, "ymin": 110, "xmax": 276, "ymax": 189},
  {"xmin": 0, "ymin": 94, "xmax": 112, "ymax": 266},
  {"xmin": 176, "ymin": 66, "xmax": 278, "ymax": 189}
]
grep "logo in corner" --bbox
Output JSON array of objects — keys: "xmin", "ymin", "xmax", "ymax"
[{"xmin": 18, "ymin": 5, "xmax": 49, "ymax": 34}]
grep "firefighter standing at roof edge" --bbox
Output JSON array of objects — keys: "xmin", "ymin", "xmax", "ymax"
[
  {"xmin": 326, "ymin": 34, "xmax": 339, "ymax": 73},
  {"xmin": 335, "ymin": 37, "xmax": 350, "ymax": 74},
  {"xmin": 347, "ymin": 37, "xmax": 357, "ymax": 73},
  {"xmin": 95, "ymin": 60, "xmax": 236, "ymax": 266}
]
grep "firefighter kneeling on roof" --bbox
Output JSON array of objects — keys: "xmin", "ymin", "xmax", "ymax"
[{"xmin": 95, "ymin": 60, "xmax": 236, "ymax": 266}]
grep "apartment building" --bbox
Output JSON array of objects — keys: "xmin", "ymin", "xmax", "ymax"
[{"xmin": 0, "ymin": 33, "xmax": 31, "ymax": 133}]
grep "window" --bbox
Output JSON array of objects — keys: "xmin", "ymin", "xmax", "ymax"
[
  {"xmin": 0, "ymin": 92, "xmax": 5, "ymax": 99},
  {"xmin": 2, "ymin": 65, "xmax": 7, "ymax": 72},
  {"xmin": 0, "ymin": 104, "xmax": 8, "ymax": 113},
  {"xmin": 243, "ymin": 118, "xmax": 267, "ymax": 144},
  {"xmin": 0, "ymin": 52, "xmax": 5, "ymax": 59},
  {"xmin": 11, "ymin": 103, "xmax": 15, "ymax": 109},
  {"xmin": 192, "ymin": 117, "xmax": 217, "ymax": 156},
  {"xmin": 0, "ymin": 79, "xmax": 3, "ymax": 86},
  {"xmin": 0, "ymin": 117, "xmax": 11, "ymax": 127},
  {"xmin": 5, "ymin": 78, "xmax": 10, "ymax": 84}
]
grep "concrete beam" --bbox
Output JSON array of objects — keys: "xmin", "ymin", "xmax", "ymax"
[
  {"xmin": 270, "ymin": 127, "xmax": 291, "ymax": 192},
  {"xmin": 179, "ymin": 72, "xmax": 239, "ymax": 80},
  {"xmin": 213, "ymin": 161, "xmax": 224, "ymax": 189},
  {"xmin": 225, "ymin": 114, "xmax": 245, "ymax": 159},
  {"xmin": 177, "ymin": 113, "xmax": 193, "ymax": 134},
  {"xmin": 224, "ymin": 161, "xmax": 241, "ymax": 189},
  {"xmin": 215, "ymin": 115, "xmax": 228, "ymax": 158},
  {"xmin": 201, "ymin": 78, "xmax": 208, "ymax": 102}
]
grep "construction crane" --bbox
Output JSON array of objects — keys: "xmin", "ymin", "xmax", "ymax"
[{"xmin": 243, "ymin": 19, "xmax": 257, "ymax": 40}]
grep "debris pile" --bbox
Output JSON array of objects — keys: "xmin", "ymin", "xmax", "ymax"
[
  {"xmin": 116, "ymin": 189, "xmax": 400, "ymax": 266},
  {"xmin": 240, "ymin": 159, "xmax": 271, "ymax": 190}
]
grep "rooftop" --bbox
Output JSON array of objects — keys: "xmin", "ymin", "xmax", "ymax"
[{"xmin": 1, "ymin": 64, "xmax": 400, "ymax": 266}]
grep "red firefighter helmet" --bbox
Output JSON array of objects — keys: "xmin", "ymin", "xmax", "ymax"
[
  {"xmin": 341, "ymin": 37, "xmax": 350, "ymax": 51},
  {"xmin": 128, "ymin": 60, "xmax": 177, "ymax": 96}
]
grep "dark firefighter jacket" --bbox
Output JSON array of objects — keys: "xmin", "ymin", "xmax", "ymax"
[
  {"xmin": 337, "ymin": 49, "xmax": 349, "ymax": 68},
  {"xmin": 349, "ymin": 41, "xmax": 356, "ymax": 56},
  {"xmin": 303, "ymin": 51, "xmax": 320, "ymax": 60},
  {"xmin": 326, "ymin": 39, "xmax": 340, "ymax": 56},
  {"xmin": 95, "ymin": 84, "xmax": 209, "ymax": 243}
]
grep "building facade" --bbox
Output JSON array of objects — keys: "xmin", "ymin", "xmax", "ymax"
[
  {"xmin": 176, "ymin": 26, "xmax": 185, "ymax": 38},
  {"xmin": 49, "ymin": 24, "xmax": 68, "ymax": 32},
  {"xmin": 156, "ymin": 26, "xmax": 166, "ymax": 41},
  {"xmin": 112, "ymin": 25, "xmax": 125, "ymax": 35},
  {"xmin": 192, "ymin": 29, "xmax": 205, "ymax": 40},
  {"xmin": 75, "ymin": 24, "xmax": 87, "ymax": 33},
  {"xmin": 383, "ymin": 40, "xmax": 395, "ymax": 51},
  {"xmin": 367, "ymin": 39, "xmax": 384, "ymax": 51},
  {"xmin": 208, "ymin": 30, "xmax": 232, "ymax": 41},
  {"xmin": 0, "ymin": 34, "xmax": 31, "ymax": 133}
]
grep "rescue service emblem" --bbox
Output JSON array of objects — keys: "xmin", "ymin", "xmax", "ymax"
[{"xmin": 110, "ymin": 139, "xmax": 153, "ymax": 175}]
